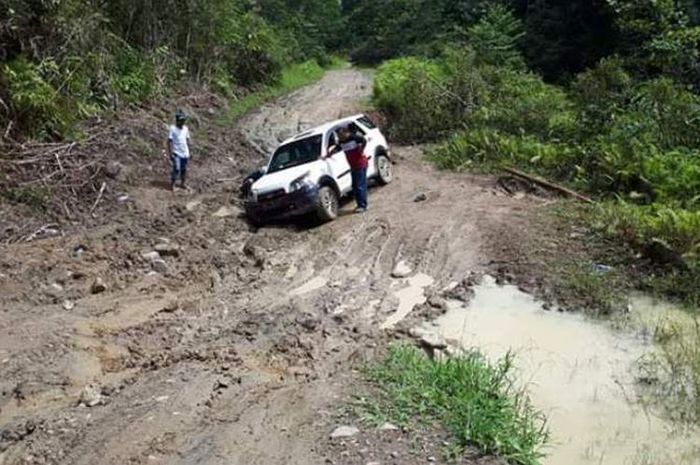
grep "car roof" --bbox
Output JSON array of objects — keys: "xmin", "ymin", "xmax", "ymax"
[{"xmin": 280, "ymin": 114, "xmax": 366, "ymax": 146}]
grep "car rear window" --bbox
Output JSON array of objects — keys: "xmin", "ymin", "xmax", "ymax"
[{"xmin": 357, "ymin": 115, "xmax": 377, "ymax": 130}]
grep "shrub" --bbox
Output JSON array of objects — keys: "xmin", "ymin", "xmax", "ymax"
[
  {"xmin": 472, "ymin": 68, "xmax": 577, "ymax": 141},
  {"xmin": 0, "ymin": 57, "xmax": 67, "ymax": 137},
  {"xmin": 594, "ymin": 202, "xmax": 700, "ymax": 261},
  {"xmin": 570, "ymin": 57, "xmax": 633, "ymax": 136},
  {"xmin": 374, "ymin": 57, "xmax": 460, "ymax": 142},
  {"xmin": 428, "ymin": 128, "xmax": 582, "ymax": 181}
]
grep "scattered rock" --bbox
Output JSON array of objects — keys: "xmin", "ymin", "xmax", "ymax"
[
  {"xmin": 161, "ymin": 299, "xmax": 179, "ymax": 313},
  {"xmin": 215, "ymin": 379, "xmax": 229, "ymax": 390},
  {"xmin": 414, "ymin": 193, "xmax": 428, "ymax": 202},
  {"xmin": 73, "ymin": 245, "xmax": 88, "ymax": 258},
  {"xmin": 186, "ymin": 200, "xmax": 202, "ymax": 212},
  {"xmin": 116, "ymin": 194, "xmax": 130, "ymax": 203},
  {"xmin": 330, "ymin": 426, "xmax": 360, "ymax": 439},
  {"xmin": 298, "ymin": 314, "xmax": 321, "ymax": 331},
  {"xmin": 419, "ymin": 332, "xmax": 447, "ymax": 350},
  {"xmin": 78, "ymin": 385, "xmax": 103, "ymax": 407},
  {"xmin": 212, "ymin": 206, "xmax": 241, "ymax": 218},
  {"xmin": 141, "ymin": 251, "xmax": 161, "ymax": 261},
  {"xmin": 91, "ymin": 277, "xmax": 107, "ymax": 294},
  {"xmin": 285, "ymin": 263, "xmax": 299, "ymax": 280},
  {"xmin": 151, "ymin": 259, "xmax": 168, "ymax": 274},
  {"xmin": 62, "ymin": 300, "xmax": 75, "ymax": 311},
  {"xmin": 379, "ymin": 422, "xmax": 399, "ymax": 431},
  {"xmin": 391, "ymin": 260, "xmax": 412, "ymax": 279},
  {"xmin": 155, "ymin": 242, "xmax": 181, "ymax": 258},
  {"xmin": 104, "ymin": 161, "xmax": 124, "ymax": 180},
  {"xmin": 427, "ymin": 295, "xmax": 447, "ymax": 311}
]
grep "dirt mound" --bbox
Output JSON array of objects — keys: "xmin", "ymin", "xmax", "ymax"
[{"xmin": 0, "ymin": 90, "xmax": 261, "ymax": 244}]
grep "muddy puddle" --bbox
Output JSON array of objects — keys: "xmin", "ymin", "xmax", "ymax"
[{"xmin": 416, "ymin": 275, "xmax": 700, "ymax": 465}]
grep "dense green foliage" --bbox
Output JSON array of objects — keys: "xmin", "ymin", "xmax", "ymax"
[
  {"xmin": 366, "ymin": 2, "xmax": 700, "ymax": 307},
  {"xmin": 0, "ymin": 0, "xmax": 343, "ymax": 139},
  {"xmin": 360, "ymin": 345, "xmax": 548, "ymax": 465}
]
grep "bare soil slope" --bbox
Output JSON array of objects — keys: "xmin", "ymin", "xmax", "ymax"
[{"xmin": 0, "ymin": 69, "xmax": 543, "ymax": 465}]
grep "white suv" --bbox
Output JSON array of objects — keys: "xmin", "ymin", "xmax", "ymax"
[{"xmin": 243, "ymin": 114, "xmax": 393, "ymax": 224}]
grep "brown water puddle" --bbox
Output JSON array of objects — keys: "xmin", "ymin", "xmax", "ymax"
[{"xmin": 416, "ymin": 275, "xmax": 700, "ymax": 465}]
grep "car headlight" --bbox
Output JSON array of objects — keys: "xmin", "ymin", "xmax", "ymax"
[{"xmin": 290, "ymin": 172, "xmax": 312, "ymax": 192}]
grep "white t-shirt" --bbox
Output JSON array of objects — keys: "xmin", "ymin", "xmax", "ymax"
[{"xmin": 169, "ymin": 125, "xmax": 190, "ymax": 159}]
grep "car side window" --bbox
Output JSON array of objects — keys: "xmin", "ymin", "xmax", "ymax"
[
  {"xmin": 348, "ymin": 122, "xmax": 366, "ymax": 136},
  {"xmin": 327, "ymin": 131, "xmax": 342, "ymax": 155}
]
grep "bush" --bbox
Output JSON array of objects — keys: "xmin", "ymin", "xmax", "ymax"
[
  {"xmin": 472, "ymin": 68, "xmax": 577, "ymax": 141},
  {"xmin": 374, "ymin": 57, "xmax": 459, "ymax": 142},
  {"xmin": 595, "ymin": 202, "xmax": 700, "ymax": 261},
  {"xmin": 570, "ymin": 57, "xmax": 633, "ymax": 136},
  {"xmin": 0, "ymin": 57, "xmax": 67, "ymax": 137},
  {"xmin": 429, "ymin": 128, "xmax": 582, "ymax": 180}
]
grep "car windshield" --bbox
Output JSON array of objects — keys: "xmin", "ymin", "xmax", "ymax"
[{"xmin": 268, "ymin": 135, "xmax": 322, "ymax": 174}]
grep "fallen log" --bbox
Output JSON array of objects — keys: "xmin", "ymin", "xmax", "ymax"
[{"xmin": 502, "ymin": 167, "xmax": 594, "ymax": 204}]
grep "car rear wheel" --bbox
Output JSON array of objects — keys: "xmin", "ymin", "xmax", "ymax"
[
  {"xmin": 316, "ymin": 186, "xmax": 339, "ymax": 222},
  {"xmin": 376, "ymin": 154, "xmax": 393, "ymax": 185}
]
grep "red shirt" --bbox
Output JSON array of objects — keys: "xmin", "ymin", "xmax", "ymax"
[{"xmin": 340, "ymin": 134, "xmax": 368, "ymax": 170}]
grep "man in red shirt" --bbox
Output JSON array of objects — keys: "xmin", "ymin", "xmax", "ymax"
[{"xmin": 338, "ymin": 125, "xmax": 369, "ymax": 213}]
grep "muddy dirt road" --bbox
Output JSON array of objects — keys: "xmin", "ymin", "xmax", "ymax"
[{"xmin": 0, "ymin": 69, "xmax": 539, "ymax": 465}]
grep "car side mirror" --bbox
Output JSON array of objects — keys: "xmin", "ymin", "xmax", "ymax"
[{"xmin": 260, "ymin": 166, "xmax": 268, "ymax": 174}]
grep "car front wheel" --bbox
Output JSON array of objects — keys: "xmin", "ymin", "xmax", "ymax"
[
  {"xmin": 316, "ymin": 186, "xmax": 339, "ymax": 222},
  {"xmin": 376, "ymin": 154, "xmax": 393, "ymax": 185}
]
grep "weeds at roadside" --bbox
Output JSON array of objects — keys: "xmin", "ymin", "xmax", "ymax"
[
  {"xmin": 356, "ymin": 345, "xmax": 548, "ymax": 465},
  {"xmin": 636, "ymin": 316, "xmax": 700, "ymax": 425}
]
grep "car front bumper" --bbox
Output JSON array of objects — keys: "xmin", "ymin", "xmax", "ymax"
[{"xmin": 244, "ymin": 185, "xmax": 319, "ymax": 223}]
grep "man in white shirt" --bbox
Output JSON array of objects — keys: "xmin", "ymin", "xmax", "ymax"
[{"xmin": 167, "ymin": 110, "xmax": 191, "ymax": 191}]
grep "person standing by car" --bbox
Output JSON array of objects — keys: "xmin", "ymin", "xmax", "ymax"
[
  {"xmin": 166, "ymin": 110, "xmax": 191, "ymax": 191},
  {"xmin": 338, "ymin": 125, "xmax": 369, "ymax": 213}
]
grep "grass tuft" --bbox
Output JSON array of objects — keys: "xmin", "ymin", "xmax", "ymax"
[{"xmin": 358, "ymin": 345, "xmax": 549, "ymax": 465}]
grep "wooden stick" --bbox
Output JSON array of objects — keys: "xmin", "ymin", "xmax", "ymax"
[
  {"xmin": 90, "ymin": 182, "xmax": 107, "ymax": 216},
  {"xmin": 502, "ymin": 167, "xmax": 594, "ymax": 204}
]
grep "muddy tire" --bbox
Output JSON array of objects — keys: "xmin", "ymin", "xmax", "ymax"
[
  {"xmin": 376, "ymin": 154, "xmax": 393, "ymax": 185},
  {"xmin": 316, "ymin": 186, "xmax": 339, "ymax": 222}
]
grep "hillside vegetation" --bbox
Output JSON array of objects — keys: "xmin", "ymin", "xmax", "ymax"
[
  {"xmin": 345, "ymin": 0, "xmax": 700, "ymax": 308},
  {"xmin": 0, "ymin": 0, "xmax": 342, "ymax": 140}
]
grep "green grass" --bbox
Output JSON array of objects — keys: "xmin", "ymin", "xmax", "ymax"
[
  {"xmin": 226, "ymin": 57, "xmax": 347, "ymax": 121},
  {"xmin": 358, "ymin": 345, "xmax": 549, "ymax": 465},
  {"xmin": 636, "ymin": 312, "xmax": 700, "ymax": 425}
]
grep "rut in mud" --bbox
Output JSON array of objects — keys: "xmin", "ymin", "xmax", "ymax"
[{"xmin": 2, "ymin": 69, "xmax": 691, "ymax": 465}]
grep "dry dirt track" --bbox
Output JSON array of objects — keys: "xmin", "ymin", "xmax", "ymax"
[{"xmin": 0, "ymin": 69, "xmax": 537, "ymax": 465}]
